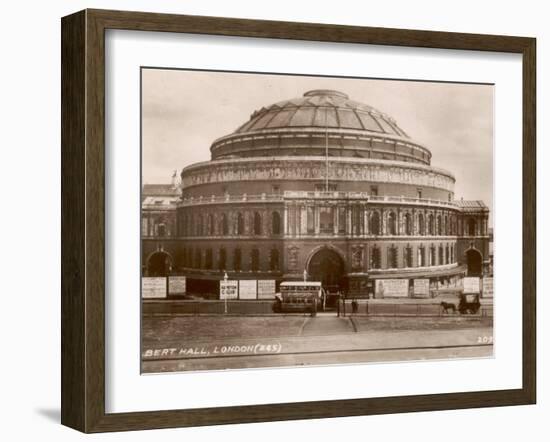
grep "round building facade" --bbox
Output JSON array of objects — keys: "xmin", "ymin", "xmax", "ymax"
[{"xmin": 143, "ymin": 89, "xmax": 490, "ymax": 298}]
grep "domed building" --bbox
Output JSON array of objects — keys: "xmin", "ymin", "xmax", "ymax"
[{"xmin": 142, "ymin": 89, "xmax": 490, "ymax": 298}]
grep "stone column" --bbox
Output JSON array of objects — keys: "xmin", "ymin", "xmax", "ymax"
[
  {"xmin": 363, "ymin": 205, "xmax": 368, "ymax": 236},
  {"xmin": 333, "ymin": 205, "xmax": 339, "ymax": 235},
  {"xmin": 395, "ymin": 207, "xmax": 404, "ymax": 235},
  {"xmin": 301, "ymin": 205, "xmax": 307, "ymax": 235},
  {"xmin": 289, "ymin": 205, "xmax": 294, "ymax": 237},
  {"xmin": 313, "ymin": 205, "xmax": 318, "ymax": 235},
  {"xmin": 294, "ymin": 204, "xmax": 302, "ymax": 236}
]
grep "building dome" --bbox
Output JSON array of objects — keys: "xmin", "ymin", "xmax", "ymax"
[
  {"xmin": 235, "ymin": 89, "xmax": 408, "ymax": 136},
  {"xmin": 211, "ymin": 89, "xmax": 431, "ymax": 165}
]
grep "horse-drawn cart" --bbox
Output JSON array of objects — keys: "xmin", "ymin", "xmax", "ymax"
[
  {"xmin": 458, "ymin": 293, "xmax": 481, "ymax": 314},
  {"xmin": 439, "ymin": 292, "xmax": 481, "ymax": 315}
]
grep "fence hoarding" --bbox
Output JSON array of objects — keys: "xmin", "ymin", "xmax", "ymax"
[
  {"xmin": 463, "ymin": 277, "xmax": 481, "ymax": 294},
  {"xmin": 257, "ymin": 280, "xmax": 276, "ymax": 299},
  {"xmin": 482, "ymin": 277, "xmax": 494, "ymax": 298},
  {"xmin": 239, "ymin": 280, "xmax": 257, "ymax": 299},
  {"xmin": 220, "ymin": 280, "xmax": 238, "ymax": 300},
  {"xmin": 168, "ymin": 276, "xmax": 186, "ymax": 296},
  {"xmin": 413, "ymin": 279, "xmax": 430, "ymax": 297},
  {"xmin": 375, "ymin": 279, "xmax": 409, "ymax": 298},
  {"xmin": 142, "ymin": 277, "xmax": 167, "ymax": 299}
]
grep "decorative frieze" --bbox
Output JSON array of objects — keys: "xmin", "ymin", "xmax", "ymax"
[{"xmin": 182, "ymin": 158, "xmax": 455, "ymax": 192}]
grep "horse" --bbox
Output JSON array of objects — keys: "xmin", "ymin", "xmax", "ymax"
[{"xmin": 440, "ymin": 301, "xmax": 456, "ymax": 314}]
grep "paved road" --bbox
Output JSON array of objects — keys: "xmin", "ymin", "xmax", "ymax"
[
  {"xmin": 143, "ymin": 344, "xmax": 492, "ymax": 373},
  {"xmin": 301, "ymin": 316, "xmax": 354, "ymax": 336},
  {"xmin": 142, "ymin": 320, "xmax": 493, "ymax": 373}
]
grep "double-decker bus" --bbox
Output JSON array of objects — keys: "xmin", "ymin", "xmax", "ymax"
[{"xmin": 273, "ymin": 281, "xmax": 326, "ymax": 315}]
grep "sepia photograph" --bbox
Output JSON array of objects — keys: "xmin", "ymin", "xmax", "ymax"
[{"xmin": 140, "ymin": 68, "xmax": 494, "ymax": 374}]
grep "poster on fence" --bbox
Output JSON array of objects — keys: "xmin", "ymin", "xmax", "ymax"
[
  {"xmin": 463, "ymin": 277, "xmax": 480, "ymax": 293},
  {"xmin": 220, "ymin": 280, "xmax": 238, "ymax": 300},
  {"xmin": 375, "ymin": 279, "xmax": 408, "ymax": 298},
  {"xmin": 142, "ymin": 277, "xmax": 167, "ymax": 299},
  {"xmin": 168, "ymin": 276, "xmax": 186, "ymax": 295},
  {"xmin": 413, "ymin": 279, "xmax": 430, "ymax": 297},
  {"xmin": 239, "ymin": 280, "xmax": 257, "ymax": 299},
  {"xmin": 482, "ymin": 277, "xmax": 494, "ymax": 298},
  {"xmin": 257, "ymin": 280, "xmax": 276, "ymax": 299}
]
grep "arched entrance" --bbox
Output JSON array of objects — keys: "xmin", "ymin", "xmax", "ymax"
[
  {"xmin": 147, "ymin": 251, "xmax": 172, "ymax": 277},
  {"xmin": 465, "ymin": 248, "xmax": 482, "ymax": 276},
  {"xmin": 307, "ymin": 248, "xmax": 345, "ymax": 289}
]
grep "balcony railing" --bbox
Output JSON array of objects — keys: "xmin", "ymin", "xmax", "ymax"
[
  {"xmin": 368, "ymin": 195, "xmax": 458, "ymax": 208},
  {"xmin": 179, "ymin": 193, "xmax": 285, "ymax": 206},
  {"xmin": 178, "ymin": 191, "xmax": 458, "ymax": 209}
]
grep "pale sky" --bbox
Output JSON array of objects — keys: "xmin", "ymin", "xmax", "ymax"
[{"xmin": 142, "ymin": 68, "xmax": 493, "ymax": 225}]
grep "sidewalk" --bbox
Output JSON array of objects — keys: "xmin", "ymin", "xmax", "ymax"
[
  {"xmin": 301, "ymin": 316, "xmax": 354, "ymax": 336},
  {"xmin": 142, "ymin": 322, "xmax": 493, "ymax": 361}
]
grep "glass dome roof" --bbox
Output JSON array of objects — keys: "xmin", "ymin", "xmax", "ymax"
[
  {"xmin": 210, "ymin": 89, "xmax": 430, "ymax": 165},
  {"xmin": 234, "ymin": 89, "xmax": 409, "ymax": 138}
]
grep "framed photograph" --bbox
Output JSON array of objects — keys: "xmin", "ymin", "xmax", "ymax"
[{"xmin": 61, "ymin": 9, "xmax": 536, "ymax": 433}]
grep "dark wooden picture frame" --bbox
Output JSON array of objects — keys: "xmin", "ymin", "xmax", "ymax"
[{"xmin": 61, "ymin": 8, "xmax": 536, "ymax": 433}]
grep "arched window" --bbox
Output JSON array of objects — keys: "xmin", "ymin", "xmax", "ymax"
[
  {"xmin": 207, "ymin": 214, "xmax": 214, "ymax": 236},
  {"xmin": 146, "ymin": 251, "xmax": 172, "ymax": 277},
  {"xmin": 237, "ymin": 212, "xmax": 244, "ymax": 235},
  {"xmin": 370, "ymin": 212, "xmax": 381, "ymax": 235},
  {"xmin": 444, "ymin": 215, "xmax": 449, "ymax": 235},
  {"xmin": 221, "ymin": 213, "xmax": 228, "ymax": 236},
  {"xmin": 205, "ymin": 249, "xmax": 213, "ymax": 269},
  {"xmin": 233, "ymin": 248, "xmax": 241, "ymax": 271},
  {"xmin": 157, "ymin": 223, "xmax": 166, "ymax": 237},
  {"xmin": 370, "ymin": 246, "xmax": 381, "ymax": 269},
  {"xmin": 438, "ymin": 245, "xmax": 444, "ymax": 265},
  {"xmin": 404, "ymin": 213, "xmax": 412, "ymax": 236},
  {"xmin": 338, "ymin": 207, "xmax": 346, "ymax": 233},
  {"xmin": 404, "ymin": 246, "xmax": 413, "ymax": 267},
  {"xmin": 437, "ymin": 215, "xmax": 442, "ymax": 236},
  {"xmin": 253, "ymin": 212, "xmax": 262, "ymax": 235},
  {"xmin": 197, "ymin": 214, "xmax": 203, "ymax": 236},
  {"xmin": 320, "ymin": 207, "xmax": 335, "ymax": 234},
  {"xmin": 272, "ymin": 211, "xmax": 281, "ymax": 235},
  {"xmin": 468, "ymin": 218, "xmax": 477, "ymax": 236},
  {"xmin": 250, "ymin": 249, "xmax": 260, "ymax": 271},
  {"xmin": 269, "ymin": 249, "xmax": 280, "ymax": 271},
  {"xmin": 445, "ymin": 244, "xmax": 450, "ymax": 264},
  {"xmin": 388, "ymin": 212, "xmax": 397, "ymax": 235},
  {"xmin": 418, "ymin": 213, "xmax": 425, "ymax": 235},
  {"xmin": 218, "ymin": 248, "xmax": 226, "ymax": 271},
  {"xmin": 418, "ymin": 246, "xmax": 426, "ymax": 267},
  {"xmin": 352, "ymin": 206, "xmax": 362, "ymax": 235},
  {"xmin": 428, "ymin": 214, "xmax": 434, "ymax": 235},
  {"xmin": 388, "ymin": 246, "xmax": 398, "ymax": 268},
  {"xmin": 307, "ymin": 207, "xmax": 315, "ymax": 234},
  {"xmin": 430, "ymin": 246, "xmax": 436, "ymax": 266}
]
